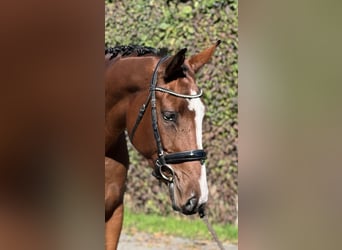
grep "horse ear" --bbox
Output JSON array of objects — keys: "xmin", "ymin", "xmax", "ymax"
[
  {"xmin": 189, "ymin": 40, "xmax": 221, "ymax": 73},
  {"xmin": 163, "ymin": 48, "xmax": 187, "ymax": 83}
]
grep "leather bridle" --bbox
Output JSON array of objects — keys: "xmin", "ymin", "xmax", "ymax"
[{"xmin": 129, "ymin": 56, "xmax": 207, "ymax": 184}]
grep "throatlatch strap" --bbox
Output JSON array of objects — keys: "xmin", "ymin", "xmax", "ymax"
[{"xmin": 129, "ymin": 92, "xmax": 152, "ymax": 142}]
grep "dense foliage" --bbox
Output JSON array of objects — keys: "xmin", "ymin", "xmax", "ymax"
[{"xmin": 105, "ymin": 0, "xmax": 238, "ymax": 224}]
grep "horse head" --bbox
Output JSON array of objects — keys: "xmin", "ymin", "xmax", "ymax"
[{"xmin": 126, "ymin": 41, "xmax": 220, "ymax": 216}]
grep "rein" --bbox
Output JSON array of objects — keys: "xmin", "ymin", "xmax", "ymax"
[
  {"xmin": 202, "ymin": 214, "xmax": 226, "ymax": 250},
  {"xmin": 129, "ymin": 56, "xmax": 207, "ymax": 183}
]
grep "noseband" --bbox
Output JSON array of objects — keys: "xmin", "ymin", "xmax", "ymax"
[{"xmin": 129, "ymin": 56, "xmax": 207, "ymax": 183}]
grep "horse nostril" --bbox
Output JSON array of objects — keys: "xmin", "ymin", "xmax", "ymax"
[{"xmin": 183, "ymin": 196, "xmax": 198, "ymax": 215}]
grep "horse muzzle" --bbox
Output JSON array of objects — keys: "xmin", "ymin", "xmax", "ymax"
[
  {"xmin": 168, "ymin": 181, "xmax": 201, "ymax": 215},
  {"xmin": 151, "ymin": 149, "xmax": 207, "ymax": 215}
]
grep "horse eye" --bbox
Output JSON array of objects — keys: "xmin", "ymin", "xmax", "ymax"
[{"xmin": 162, "ymin": 111, "xmax": 177, "ymax": 122}]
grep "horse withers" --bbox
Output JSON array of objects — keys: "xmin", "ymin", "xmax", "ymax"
[{"xmin": 105, "ymin": 41, "xmax": 220, "ymax": 250}]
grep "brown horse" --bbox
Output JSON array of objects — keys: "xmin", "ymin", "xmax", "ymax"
[{"xmin": 105, "ymin": 41, "xmax": 220, "ymax": 250}]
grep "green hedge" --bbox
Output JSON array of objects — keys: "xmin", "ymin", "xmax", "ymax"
[{"xmin": 105, "ymin": 0, "xmax": 238, "ymax": 224}]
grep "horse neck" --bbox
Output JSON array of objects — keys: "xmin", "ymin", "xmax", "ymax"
[
  {"xmin": 106, "ymin": 56, "xmax": 158, "ymax": 100},
  {"xmin": 105, "ymin": 56, "xmax": 159, "ymax": 133}
]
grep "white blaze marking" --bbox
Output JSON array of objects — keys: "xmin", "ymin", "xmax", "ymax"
[{"xmin": 187, "ymin": 92, "xmax": 208, "ymax": 205}]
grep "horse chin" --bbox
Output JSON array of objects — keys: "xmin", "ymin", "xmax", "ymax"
[
  {"xmin": 172, "ymin": 203, "xmax": 181, "ymax": 212},
  {"xmin": 168, "ymin": 183, "xmax": 197, "ymax": 215},
  {"xmin": 198, "ymin": 203, "xmax": 206, "ymax": 218},
  {"xmin": 168, "ymin": 180, "xmax": 201, "ymax": 215}
]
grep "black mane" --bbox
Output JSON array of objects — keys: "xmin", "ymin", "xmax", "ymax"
[{"xmin": 105, "ymin": 45, "xmax": 169, "ymax": 60}]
